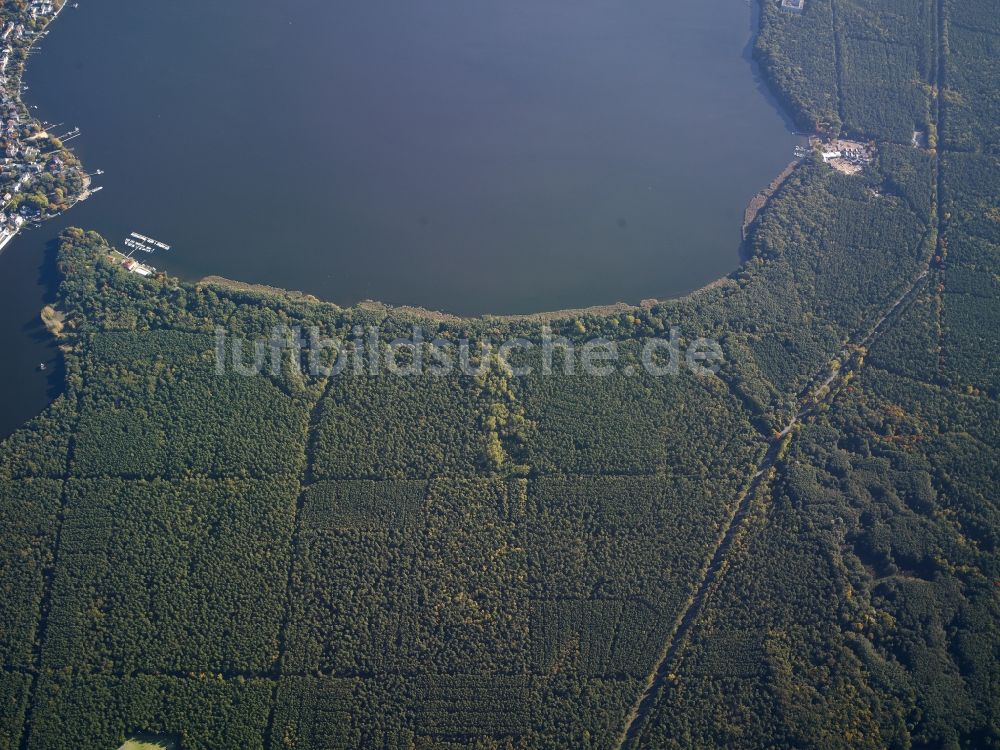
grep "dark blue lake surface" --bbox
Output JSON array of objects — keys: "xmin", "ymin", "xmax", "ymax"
[{"xmin": 0, "ymin": 0, "xmax": 799, "ymax": 435}]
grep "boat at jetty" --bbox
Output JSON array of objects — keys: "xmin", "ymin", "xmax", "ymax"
[{"xmin": 124, "ymin": 231, "xmax": 171, "ymax": 254}]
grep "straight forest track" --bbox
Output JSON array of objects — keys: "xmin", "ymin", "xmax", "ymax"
[
  {"xmin": 830, "ymin": 0, "xmax": 848, "ymax": 129},
  {"xmin": 264, "ymin": 373, "xmax": 337, "ymax": 749},
  {"xmin": 18, "ymin": 391, "xmax": 84, "ymax": 750},
  {"xmin": 616, "ymin": 0, "xmax": 949, "ymax": 740},
  {"xmin": 614, "ymin": 260, "xmax": 931, "ymax": 749}
]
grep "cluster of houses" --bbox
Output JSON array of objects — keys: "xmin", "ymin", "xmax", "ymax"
[
  {"xmin": 0, "ymin": 19, "xmax": 32, "ymax": 251},
  {"xmin": 0, "ymin": 2, "xmax": 78, "ymax": 252},
  {"xmin": 814, "ymin": 138, "xmax": 875, "ymax": 175},
  {"xmin": 29, "ymin": 2, "xmax": 58, "ymax": 21}
]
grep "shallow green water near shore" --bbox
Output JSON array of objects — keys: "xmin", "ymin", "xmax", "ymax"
[{"xmin": 1, "ymin": 0, "xmax": 799, "ymax": 435}]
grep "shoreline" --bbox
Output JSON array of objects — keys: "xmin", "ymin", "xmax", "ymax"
[
  {"xmin": 741, "ymin": 157, "xmax": 803, "ymax": 243},
  {"xmin": 44, "ymin": 0, "xmax": 800, "ymax": 324},
  {"xmin": 0, "ymin": 224, "xmax": 18, "ymax": 255},
  {"xmin": 188, "ymin": 0, "xmax": 807, "ymax": 322},
  {"xmin": 195, "ymin": 271, "xmax": 743, "ymax": 325}
]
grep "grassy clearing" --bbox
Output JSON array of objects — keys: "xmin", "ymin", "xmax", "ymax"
[{"xmin": 118, "ymin": 734, "xmax": 179, "ymax": 750}]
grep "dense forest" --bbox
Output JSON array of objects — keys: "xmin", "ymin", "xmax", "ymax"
[{"xmin": 0, "ymin": 0, "xmax": 997, "ymax": 747}]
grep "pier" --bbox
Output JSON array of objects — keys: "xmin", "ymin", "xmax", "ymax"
[{"xmin": 124, "ymin": 231, "xmax": 172, "ymax": 255}]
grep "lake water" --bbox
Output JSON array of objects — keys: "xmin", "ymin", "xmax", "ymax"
[{"xmin": 0, "ymin": 0, "xmax": 799, "ymax": 436}]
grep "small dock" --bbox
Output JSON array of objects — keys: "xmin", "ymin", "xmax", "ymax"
[{"xmin": 124, "ymin": 231, "xmax": 171, "ymax": 254}]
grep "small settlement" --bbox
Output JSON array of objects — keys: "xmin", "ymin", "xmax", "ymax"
[
  {"xmin": 0, "ymin": 1, "xmax": 87, "ymax": 252},
  {"xmin": 811, "ymin": 137, "xmax": 875, "ymax": 175}
]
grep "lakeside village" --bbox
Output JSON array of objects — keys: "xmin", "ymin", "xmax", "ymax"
[
  {"xmin": 0, "ymin": 2, "xmax": 166, "ymax": 278},
  {"xmin": 0, "ymin": 0, "xmax": 93, "ymax": 254}
]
